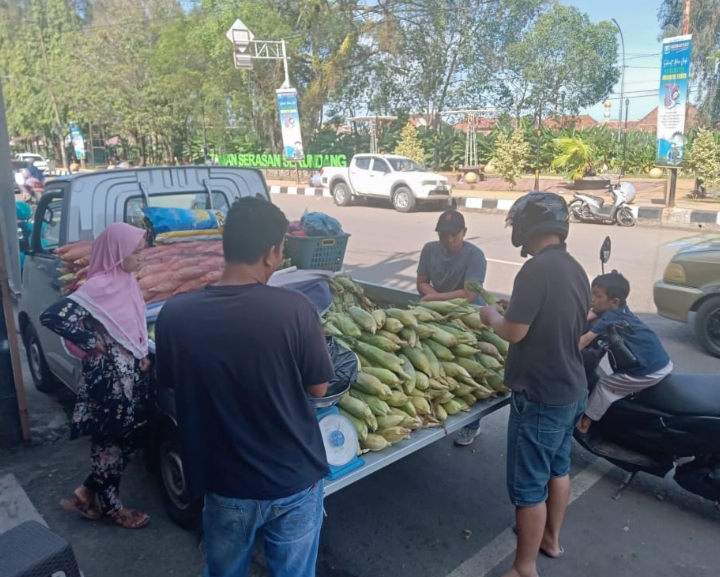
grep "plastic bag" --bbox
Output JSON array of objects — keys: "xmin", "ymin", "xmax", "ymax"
[
  {"xmin": 142, "ymin": 207, "xmax": 226, "ymax": 244},
  {"xmin": 301, "ymin": 210, "xmax": 343, "ymax": 237},
  {"xmin": 325, "ymin": 337, "xmax": 359, "ymax": 397}
]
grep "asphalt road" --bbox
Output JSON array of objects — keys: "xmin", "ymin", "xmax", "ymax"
[{"xmin": 1, "ymin": 197, "xmax": 718, "ymax": 577}]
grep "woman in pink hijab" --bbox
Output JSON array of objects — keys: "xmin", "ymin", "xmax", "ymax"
[{"xmin": 41, "ymin": 223, "xmax": 152, "ymax": 529}]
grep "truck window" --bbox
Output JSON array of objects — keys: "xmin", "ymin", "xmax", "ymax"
[
  {"xmin": 355, "ymin": 157, "xmax": 371, "ymax": 170},
  {"xmin": 38, "ymin": 199, "xmax": 64, "ymax": 250},
  {"xmin": 371, "ymin": 159, "xmax": 390, "ymax": 173},
  {"xmin": 124, "ymin": 191, "xmax": 231, "ymax": 228}
]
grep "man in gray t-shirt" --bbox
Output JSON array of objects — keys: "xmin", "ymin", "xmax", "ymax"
[{"xmin": 416, "ymin": 209, "xmax": 488, "ymax": 446}]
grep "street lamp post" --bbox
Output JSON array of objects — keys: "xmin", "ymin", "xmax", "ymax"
[
  {"xmin": 621, "ymin": 98, "xmax": 630, "ymax": 178},
  {"xmin": 611, "ymin": 18, "xmax": 626, "ymax": 143}
]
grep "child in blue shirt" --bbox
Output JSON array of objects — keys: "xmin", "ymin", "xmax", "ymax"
[{"xmin": 577, "ymin": 271, "xmax": 673, "ymax": 434}]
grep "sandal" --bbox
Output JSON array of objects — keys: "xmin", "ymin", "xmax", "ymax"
[
  {"xmin": 105, "ymin": 508, "xmax": 151, "ymax": 529},
  {"xmin": 60, "ymin": 497, "xmax": 102, "ymax": 521}
]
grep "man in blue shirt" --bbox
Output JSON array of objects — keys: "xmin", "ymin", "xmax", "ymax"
[
  {"xmin": 155, "ymin": 197, "xmax": 335, "ymax": 577},
  {"xmin": 577, "ymin": 271, "xmax": 673, "ymax": 434},
  {"xmin": 417, "ymin": 209, "xmax": 488, "ymax": 446}
]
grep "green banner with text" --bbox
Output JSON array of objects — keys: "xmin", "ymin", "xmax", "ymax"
[{"xmin": 215, "ymin": 153, "xmax": 347, "ymax": 169}]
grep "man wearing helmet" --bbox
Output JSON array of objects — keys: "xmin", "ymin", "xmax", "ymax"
[{"xmin": 480, "ymin": 192, "xmax": 590, "ymax": 577}]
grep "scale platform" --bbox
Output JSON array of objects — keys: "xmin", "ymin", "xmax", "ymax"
[{"xmin": 317, "ymin": 406, "xmax": 365, "ymax": 480}]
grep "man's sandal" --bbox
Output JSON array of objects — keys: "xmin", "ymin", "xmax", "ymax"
[
  {"xmin": 59, "ymin": 497, "xmax": 102, "ymax": 521},
  {"xmin": 105, "ymin": 508, "xmax": 150, "ymax": 529}
]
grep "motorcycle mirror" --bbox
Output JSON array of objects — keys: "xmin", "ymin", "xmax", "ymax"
[{"xmin": 600, "ymin": 236, "xmax": 612, "ymax": 272}]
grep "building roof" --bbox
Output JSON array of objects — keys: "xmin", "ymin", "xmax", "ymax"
[{"xmin": 542, "ymin": 115, "xmax": 598, "ymax": 130}]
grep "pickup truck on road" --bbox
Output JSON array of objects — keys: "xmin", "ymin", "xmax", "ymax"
[{"xmin": 321, "ymin": 154, "xmax": 452, "ymax": 212}]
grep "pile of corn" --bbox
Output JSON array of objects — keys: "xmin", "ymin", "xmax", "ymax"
[{"xmin": 324, "ymin": 275, "xmax": 510, "ymax": 453}]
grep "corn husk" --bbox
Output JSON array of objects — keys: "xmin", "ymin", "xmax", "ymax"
[
  {"xmin": 361, "ymin": 367, "xmax": 401, "ymax": 387},
  {"xmin": 376, "ymin": 414, "xmax": 407, "ymax": 429},
  {"xmin": 424, "ymin": 339, "xmax": 455, "ymax": 362},
  {"xmin": 385, "ymin": 308, "xmax": 418, "ymax": 328},
  {"xmin": 361, "ymin": 434, "xmax": 391, "ymax": 452},
  {"xmin": 372, "ymin": 309, "xmax": 387, "ymax": 330},
  {"xmin": 378, "ymin": 426, "xmax": 411, "ymax": 443},
  {"xmin": 354, "ymin": 372, "xmax": 393, "ymax": 400},
  {"xmin": 350, "ymin": 390, "xmax": 391, "ymax": 416},
  {"xmin": 383, "ymin": 318, "xmax": 405, "ymax": 334},
  {"xmin": 339, "ymin": 409, "xmax": 369, "ymax": 441},
  {"xmin": 348, "ymin": 306, "xmax": 377, "ymax": 334},
  {"xmin": 358, "ymin": 333, "xmax": 400, "ymax": 352}
]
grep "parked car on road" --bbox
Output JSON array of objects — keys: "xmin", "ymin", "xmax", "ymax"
[
  {"xmin": 653, "ymin": 237, "xmax": 720, "ymax": 357},
  {"xmin": 321, "ymin": 154, "xmax": 452, "ymax": 212},
  {"xmin": 15, "ymin": 152, "xmax": 49, "ymax": 173}
]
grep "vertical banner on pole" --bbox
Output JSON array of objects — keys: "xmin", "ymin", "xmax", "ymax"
[
  {"xmin": 655, "ymin": 34, "xmax": 692, "ymax": 167},
  {"xmin": 276, "ymin": 88, "xmax": 304, "ymax": 161},
  {"xmin": 70, "ymin": 123, "xmax": 86, "ymax": 160}
]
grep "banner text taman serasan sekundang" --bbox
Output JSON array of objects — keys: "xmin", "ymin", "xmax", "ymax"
[{"xmin": 215, "ymin": 153, "xmax": 347, "ymax": 169}]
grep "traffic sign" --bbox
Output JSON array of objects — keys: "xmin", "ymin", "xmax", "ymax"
[{"xmin": 226, "ymin": 19, "xmax": 254, "ymax": 49}]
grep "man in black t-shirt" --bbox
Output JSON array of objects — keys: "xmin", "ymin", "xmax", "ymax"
[
  {"xmin": 480, "ymin": 192, "xmax": 590, "ymax": 577},
  {"xmin": 155, "ymin": 197, "xmax": 334, "ymax": 577}
]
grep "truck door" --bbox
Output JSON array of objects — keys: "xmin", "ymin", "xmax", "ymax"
[
  {"xmin": 368, "ymin": 157, "xmax": 392, "ymax": 197},
  {"xmin": 21, "ymin": 190, "xmax": 78, "ymax": 388},
  {"xmin": 348, "ymin": 156, "xmax": 374, "ymax": 194}
]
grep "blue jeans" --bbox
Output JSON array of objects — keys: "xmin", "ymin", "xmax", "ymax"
[
  {"xmin": 506, "ymin": 391, "xmax": 587, "ymax": 507},
  {"xmin": 203, "ymin": 480, "xmax": 324, "ymax": 577}
]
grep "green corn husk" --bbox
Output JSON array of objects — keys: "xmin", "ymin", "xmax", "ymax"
[
  {"xmin": 350, "ymin": 390, "xmax": 391, "ymax": 416},
  {"xmin": 361, "ymin": 367, "xmax": 401, "ymax": 387},
  {"xmin": 398, "ymin": 354, "xmax": 417, "ymax": 394},
  {"xmin": 415, "ymin": 371, "xmax": 430, "ymax": 390},
  {"xmin": 480, "ymin": 329, "xmax": 509, "ymax": 356},
  {"xmin": 376, "ymin": 414, "xmax": 407, "ymax": 429},
  {"xmin": 354, "ymin": 372, "xmax": 393, "ymax": 400},
  {"xmin": 459, "ymin": 313, "xmax": 485, "ymax": 331},
  {"xmin": 411, "ymin": 396, "xmax": 432, "ymax": 416},
  {"xmin": 409, "ymin": 307, "xmax": 439, "ymax": 322},
  {"xmin": 330, "ymin": 313, "xmax": 362, "ymax": 338},
  {"xmin": 433, "ymin": 401, "xmax": 448, "ymax": 422},
  {"xmin": 399, "ymin": 327, "xmax": 418, "ymax": 348},
  {"xmin": 454, "ymin": 383, "xmax": 475, "ymax": 397},
  {"xmin": 441, "ymin": 361, "xmax": 473, "ymax": 380},
  {"xmin": 441, "ymin": 376, "xmax": 459, "ymax": 391},
  {"xmin": 365, "ymin": 412, "xmax": 379, "ymax": 431},
  {"xmin": 485, "ymin": 371, "xmax": 507, "ymax": 393},
  {"xmin": 442, "ymin": 399, "xmax": 463, "ymax": 415},
  {"xmin": 423, "ymin": 339, "xmax": 455, "ymax": 362},
  {"xmin": 428, "ymin": 378, "xmax": 448, "ymax": 391},
  {"xmin": 323, "ymin": 321, "xmax": 344, "ymax": 338},
  {"xmin": 351, "ymin": 340, "xmax": 411, "ymax": 379},
  {"xmin": 399, "ymin": 401, "xmax": 419, "ymax": 418},
  {"xmin": 478, "ymin": 353, "xmax": 503, "ymax": 371},
  {"xmin": 415, "ymin": 323, "xmax": 436, "ymax": 339},
  {"xmin": 338, "ymin": 393, "xmax": 373, "ymax": 422},
  {"xmin": 472, "ymin": 385, "xmax": 494, "ymax": 399},
  {"xmin": 339, "ymin": 409, "xmax": 369, "ymax": 441},
  {"xmin": 455, "ymin": 356, "xmax": 491, "ymax": 378},
  {"xmin": 383, "ymin": 318, "xmax": 405, "ymax": 334},
  {"xmin": 428, "ymin": 389, "xmax": 454, "ymax": 404},
  {"xmin": 377, "ymin": 426, "xmax": 411, "ymax": 443},
  {"xmin": 356, "ymin": 353, "xmax": 372, "ymax": 369},
  {"xmin": 454, "ymin": 397, "xmax": 471, "ymax": 412},
  {"xmin": 333, "ymin": 275, "xmax": 358, "ymax": 292},
  {"xmin": 343, "ymin": 292, "xmax": 357, "ymax": 307},
  {"xmin": 372, "ymin": 309, "xmax": 387, "ymax": 330},
  {"xmin": 466, "ymin": 281, "xmax": 504, "ymax": 313},
  {"xmin": 388, "ymin": 408, "xmax": 421, "ymax": 428},
  {"xmin": 385, "ymin": 308, "xmax": 418, "ymax": 328},
  {"xmin": 435, "ymin": 322, "xmax": 477, "ymax": 345},
  {"xmin": 361, "ymin": 434, "xmax": 390, "ymax": 452},
  {"xmin": 377, "ymin": 329, "xmax": 404, "ymax": 345},
  {"xmin": 400, "ymin": 345, "xmax": 433, "ymax": 375},
  {"xmin": 348, "ymin": 306, "xmax": 377, "ymax": 333},
  {"xmin": 386, "ymin": 390, "xmax": 411, "ymax": 407},
  {"xmin": 477, "ymin": 341, "xmax": 502, "ymax": 358},
  {"xmin": 452, "ymin": 344, "xmax": 480, "ymax": 358},
  {"xmin": 418, "ymin": 300, "xmax": 465, "ymax": 314},
  {"xmin": 358, "ymin": 333, "xmax": 400, "ymax": 352},
  {"xmin": 461, "ymin": 394, "xmax": 478, "ymax": 406},
  {"xmin": 421, "ymin": 343, "xmax": 442, "ymax": 378},
  {"xmin": 420, "ymin": 323, "xmax": 458, "ymax": 348}
]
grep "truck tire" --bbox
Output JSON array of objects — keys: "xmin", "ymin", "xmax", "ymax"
[
  {"xmin": 392, "ymin": 187, "xmax": 416, "ymax": 213},
  {"xmin": 332, "ymin": 183, "xmax": 352, "ymax": 207},
  {"xmin": 695, "ymin": 297, "xmax": 720, "ymax": 358},
  {"xmin": 157, "ymin": 423, "xmax": 203, "ymax": 530},
  {"xmin": 23, "ymin": 324, "xmax": 58, "ymax": 393}
]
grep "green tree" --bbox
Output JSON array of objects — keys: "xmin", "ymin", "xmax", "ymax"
[
  {"xmin": 393, "ymin": 122, "xmax": 425, "ymax": 164},
  {"xmin": 496, "ymin": 3, "xmax": 620, "ymax": 121},
  {"xmin": 551, "ymin": 137, "xmax": 596, "ymax": 181},
  {"xmin": 493, "ymin": 128, "xmax": 530, "ymax": 188},
  {"xmin": 687, "ymin": 128, "xmax": 720, "ymax": 190}
]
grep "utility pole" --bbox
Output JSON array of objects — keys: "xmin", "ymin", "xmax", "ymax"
[
  {"xmin": 37, "ymin": 23, "xmax": 68, "ymax": 171},
  {"xmin": 534, "ymin": 106, "xmax": 542, "ymax": 190},
  {"xmin": 667, "ymin": 0, "xmax": 692, "ymax": 208},
  {"xmin": 611, "ymin": 19, "xmax": 626, "ymax": 142}
]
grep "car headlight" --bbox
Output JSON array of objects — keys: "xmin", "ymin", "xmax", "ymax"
[
  {"xmin": 663, "ymin": 262, "xmax": 687, "ymax": 285},
  {"xmin": 421, "ymin": 180, "xmax": 438, "ymax": 186}
]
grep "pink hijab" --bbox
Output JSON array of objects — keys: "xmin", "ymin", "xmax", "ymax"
[{"xmin": 68, "ymin": 223, "xmax": 148, "ymax": 359}]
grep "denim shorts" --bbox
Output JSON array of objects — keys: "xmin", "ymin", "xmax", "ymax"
[{"xmin": 506, "ymin": 390, "xmax": 587, "ymax": 507}]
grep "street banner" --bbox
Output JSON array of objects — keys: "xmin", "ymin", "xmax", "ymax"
[
  {"xmin": 70, "ymin": 123, "xmax": 86, "ymax": 160},
  {"xmin": 276, "ymin": 89, "xmax": 304, "ymax": 161},
  {"xmin": 656, "ymin": 34, "xmax": 692, "ymax": 167}
]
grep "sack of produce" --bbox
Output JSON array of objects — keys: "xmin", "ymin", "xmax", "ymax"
[
  {"xmin": 142, "ymin": 207, "xmax": 226, "ymax": 244},
  {"xmin": 301, "ymin": 211, "xmax": 343, "ymax": 236}
]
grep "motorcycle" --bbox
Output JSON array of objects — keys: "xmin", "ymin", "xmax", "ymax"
[
  {"xmin": 574, "ymin": 237, "xmax": 720, "ymax": 503},
  {"xmin": 16, "ymin": 200, "xmax": 33, "ymax": 272},
  {"xmin": 569, "ymin": 182, "xmax": 636, "ymax": 227}
]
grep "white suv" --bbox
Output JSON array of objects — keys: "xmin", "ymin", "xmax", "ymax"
[{"xmin": 15, "ymin": 153, "xmax": 50, "ymax": 173}]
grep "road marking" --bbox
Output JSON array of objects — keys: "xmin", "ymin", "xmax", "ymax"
[
  {"xmin": 487, "ymin": 258, "xmax": 523, "ymax": 267},
  {"xmin": 444, "ymin": 459, "xmax": 614, "ymax": 577}
]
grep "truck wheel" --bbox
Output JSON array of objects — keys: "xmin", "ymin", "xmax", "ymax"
[
  {"xmin": 392, "ymin": 187, "xmax": 416, "ymax": 213},
  {"xmin": 23, "ymin": 324, "xmax": 58, "ymax": 393},
  {"xmin": 695, "ymin": 297, "xmax": 720, "ymax": 358},
  {"xmin": 157, "ymin": 424, "xmax": 203, "ymax": 530},
  {"xmin": 332, "ymin": 183, "xmax": 352, "ymax": 207}
]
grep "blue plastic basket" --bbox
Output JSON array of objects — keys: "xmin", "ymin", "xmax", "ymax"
[{"xmin": 284, "ymin": 234, "xmax": 350, "ymax": 272}]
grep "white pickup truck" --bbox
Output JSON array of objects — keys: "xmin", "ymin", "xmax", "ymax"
[{"xmin": 320, "ymin": 154, "xmax": 452, "ymax": 212}]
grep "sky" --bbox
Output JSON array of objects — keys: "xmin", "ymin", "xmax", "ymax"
[{"xmin": 564, "ymin": 0, "xmax": 666, "ymax": 121}]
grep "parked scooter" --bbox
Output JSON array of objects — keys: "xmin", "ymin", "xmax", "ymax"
[
  {"xmin": 575, "ymin": 237, "xmax": 720, "ymax": 503},
  {"xmin": 569, "ymin": 182, "xmax": 636, "ymax": 227}
]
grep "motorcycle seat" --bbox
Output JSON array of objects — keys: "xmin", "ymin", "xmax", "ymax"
[
  {"xmin": 633, "ymin": 373, "xmax": 720, "ymax": 416},
  {"xmin": 583, "ymin": 194, "xmax": 605, "ymax": 206}
]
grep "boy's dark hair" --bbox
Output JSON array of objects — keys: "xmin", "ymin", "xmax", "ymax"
[
  {"xmin": 592, "ymin": 271, "xmax": 630, "ymax": 306},
  {"xmin": 223, "ymin": 197, "xmax": 289, "ymax": 264}
]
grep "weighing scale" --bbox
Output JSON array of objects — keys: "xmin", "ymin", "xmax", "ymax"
[{"xmin": 317, "ymin": 406, "xmax": 365, "ymax": 480}]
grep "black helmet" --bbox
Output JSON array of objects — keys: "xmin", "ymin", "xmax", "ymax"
[{"xmin": 506, "ymin": 192, "xmax": 570, "ymax": 256}]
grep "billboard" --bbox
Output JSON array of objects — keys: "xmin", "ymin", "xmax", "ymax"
[
  {"xmin": 656, "ymin": 34, "xmax": 692, "ymax": 167},
  {"xmin": 70, "ymin": 123, "xmax": 86, "ymax": 160},
  {"xmin": 276, "ymin": 88, "xmax": 304, "ymax": 161}
]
